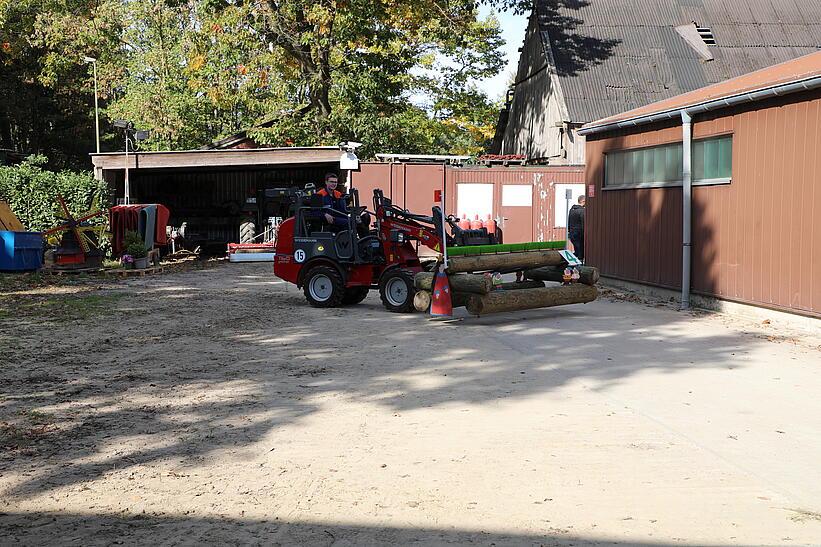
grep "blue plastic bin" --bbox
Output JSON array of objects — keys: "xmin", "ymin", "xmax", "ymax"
[{"xmin": 0, "ymin": 231, "xmax": 44, "ymax": 271}]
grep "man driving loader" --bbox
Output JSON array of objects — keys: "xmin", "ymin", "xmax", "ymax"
[{"xmin": 316, "ymin": 172, "xmax": 348, "ymax": 229}]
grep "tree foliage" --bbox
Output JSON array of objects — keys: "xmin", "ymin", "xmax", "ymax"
[{"xmin": 1, "ymin": 0, "xmax": 514, "ymax": 163}]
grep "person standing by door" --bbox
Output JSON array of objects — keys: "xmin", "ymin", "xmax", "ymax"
[{"xmin": 567, "ymin": 195, "xmax": 585, "ymax": 262}]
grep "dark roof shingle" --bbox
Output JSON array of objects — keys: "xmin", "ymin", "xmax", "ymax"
[{"xmin": 536, "ymin": 0, "xmax": 821, "ymax": 123}]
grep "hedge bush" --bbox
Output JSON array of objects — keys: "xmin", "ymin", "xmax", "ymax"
[{"xmin": 0, "ymin": 155, "xmax": 110, "ymax": 233}]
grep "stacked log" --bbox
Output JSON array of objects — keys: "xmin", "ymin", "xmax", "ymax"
[
  {"xmin": 413, "ymin": 251, "xmax": 598, "ymax": 315},
  {"xmin": 413, "ymin": 290, "xmax": 471, "ymax": 312},
  {"xmin": 524, "ymin": 265, "xmax": 600, "ymax": 286},
  {"xmin": 497, "ymin": 280, "xmax": 544, "ymax": 291},
  {"xmin": 414, "ymin": 272, "xmax": 492, "ymax": 294},
  {"xmin": 446, "ymin": 250, "xmax": 564, "ymax": 274},
  {"xmin": 413, "ymin": 290, "xmax": 431, "ymax": 312},
  {"xmin": 466, "ymin": 285, "xmax": 598, "ymax": 316}
]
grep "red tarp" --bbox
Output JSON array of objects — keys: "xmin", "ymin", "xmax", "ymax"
[{"xmin": 110, "ymin": 204, "xmax": 170, "ymax": 255}]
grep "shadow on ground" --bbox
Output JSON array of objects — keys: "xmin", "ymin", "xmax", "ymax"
[
  {"xmin": 1, "ymin": 265, "xmax": 764, "ymax": 499},
  {"xmin": 0, "ymin": 511, "xmax": 729, "ymax": 546}
]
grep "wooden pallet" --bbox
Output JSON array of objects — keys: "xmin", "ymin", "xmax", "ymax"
[
  {"xmin": 105, "ymin": 266, "xmax": 164, "ymax": 277},
  {"xmin": 46, "ymin": 267, "xmax": 103, "ymax": 276}
]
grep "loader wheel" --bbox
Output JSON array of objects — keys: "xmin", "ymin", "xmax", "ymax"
[
  {"xmin": 342, "ymin": 286, "xmax": 370, "ymax": 305},
  {"xmin": 379, "ymin": 269, "xmax": 416, "ymax": 313},
  {"xmin": 303, "ymin": 266, "xmax": 345, "ymax": 308}
]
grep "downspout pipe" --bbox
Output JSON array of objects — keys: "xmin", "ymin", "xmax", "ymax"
[
  {"xmin": 577, "ymin": 74, "xmax": 821, "ymax": 310},
  {"xmin": 680, "ymin": 111, "xmax": 692, "ymax": 310}
]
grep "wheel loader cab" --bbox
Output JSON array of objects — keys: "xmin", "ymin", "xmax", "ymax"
[{"xmin": 291, "ymin": 193, "xmax": 357, "ymax": 264}]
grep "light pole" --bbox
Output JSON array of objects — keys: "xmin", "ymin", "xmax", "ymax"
[
  {"xmin": 83, "ymin": 56, "xmax": 100, "ymax": 154},
  {"xmin": 113, "ymin": 120, "xmax": 150, "ymax": 205},
  {"xmin": 125, "ymin": 129, "xmax": 132, "ymax": 205}
]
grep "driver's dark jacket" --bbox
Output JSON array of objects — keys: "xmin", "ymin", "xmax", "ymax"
[{"xmin": 315, "ymin": 188, "xmax": 348, "ymax": 225}]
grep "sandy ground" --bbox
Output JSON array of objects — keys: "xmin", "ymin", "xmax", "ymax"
[{"xmin": 1, "ymin": 263, "xmax": 820, "ymax": 546}]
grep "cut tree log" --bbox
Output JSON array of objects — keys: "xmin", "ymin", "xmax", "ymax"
[
  {"xmin": 524, "ymin": 265, "xmax": 600, "ymax": 286},
  {"xmin": 414, "ymin": 272, "xmax": 493, "ymax": 294},
  {"xmin": 498, "ymin": 280, "xmax": 544, "ymax": 290},
  {"xmin": 446, "ymin": 250, "xmax": 564, "ymax": 274},
  {"xmin": 413, "ymin": 290, "xmax": 431, "ymax": 312},
  {"xmin": 450, "ymin": 292, "xmax": 472, "ymax": 308},
  {"xmin": 466, "ymin": 284, "xmax": 598, "ymax": 316},
  {"xmin": 413, "ymin": 290, "xmax": 471, "ymax": 311}
]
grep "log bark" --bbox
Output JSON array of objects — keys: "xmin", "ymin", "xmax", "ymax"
[
  {"xmin": 466, "ymin": 284, "xmax": 598, "ymax": 316},
  {"xmin": 524, "ymin": 265, "xmax": 600, "ymax": 286},
  {"xmin": 413, "ymin": 290, "xmax": 471, "ymax": 311},
  {"xmin": 446, "ymin": 250, "xmax": 564, "ymax": 274},
  {"xmin": 498, "ymin": 280, "xmax": 544, "ymax": 291},
  {"xmin": 451, "ymin": 292, "xmax": 471, "ymax": 308},
  {"xmin": 414, "ymin": 272, "xmax": 493, "ymax": 294}
]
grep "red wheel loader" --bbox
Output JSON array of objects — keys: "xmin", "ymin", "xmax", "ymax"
[{"xmin": 274, "ymin": 188, "xmax": 496, "ymax": 312}]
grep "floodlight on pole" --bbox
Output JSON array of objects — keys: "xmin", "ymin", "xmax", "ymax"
[
  {"xmin": 338, "ymin": 141, "xmax": 361, "ymax": 190},
  {"xmin": 83, "ymin": 56, "xmax": 100, "ymax": 154},
  {"xmin": 114, "ymin": 120, "xmax": 149, "ymax": 205}
]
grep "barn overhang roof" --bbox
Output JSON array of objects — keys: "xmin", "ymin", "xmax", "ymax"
[{"xmin": 91, "ymin": 147, "xmax": 341, "ymax": 171}]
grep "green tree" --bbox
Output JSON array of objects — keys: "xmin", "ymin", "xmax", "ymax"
[
  {"xmin": 4, "ymin": 0, "xmax": 511, "ymax": 162},
  {"xmin": 0, "ymin": 0, "xmax": 101, "ymax": 168},
  {"xmin": 247, "ymin": 0, "xmax": 505, "ymax": 157}
]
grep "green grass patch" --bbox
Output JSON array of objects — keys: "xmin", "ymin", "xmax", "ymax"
[
  {"xmin": 0, "ymin": 421, "xmax": 58, "ymax": 450},
  {"xmin": 18, "ymin": 409, "xmax": 56, "ymax": 425},
  {"xmin": 447, "ymin": 240, "xmax": 566, "ymax": 256},
  {"xmin": 0, "ymin": 292, "xmax": 126, "ymax": 321}
]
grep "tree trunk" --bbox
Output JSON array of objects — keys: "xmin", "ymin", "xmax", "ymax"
[
  {"xmin": 413, "ymin": 290, "xmax": 471, "ymax": 311},
  {"xmin": 413, "ymin": 290, "xmax": 431, "ymax": 312},
  {"xmin": 524, "ymin": 265, "xmax": 600, "ymax": 286},
  {"xmin": 446, "ymin": 250, "xmax": 565, "ymax": 274},
  {"xmin": 466, "ymin": 284, "xmax": 598, "ymax": 316},
  {"xmin": 414, "ymin": 272, "xmax": 493, "ymax": 294},
  {"xmin": 450, "ymin": 292, "xmax": 472, "ymax": 308},
  {"xmin": 498, "ymin": 280, "xmax": 545, "ymax": 290}
]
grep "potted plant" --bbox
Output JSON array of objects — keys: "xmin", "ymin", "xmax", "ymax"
[
  {"xmin": 121, "ymin": 253, "xmax": 135, "ymax": 269},
  {"xmin": 123, "ymin": 231, "xmax": 148, "ymax": 269}
]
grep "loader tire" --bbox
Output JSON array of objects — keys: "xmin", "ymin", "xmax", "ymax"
[
  {"xmin": 342, "ymin": 287, "xmax": 370, "ymax": 306},
  {"xmin": 303, "ymin": 266, "xmax": 345, "ymax": 308},
  {"xmin": 379, "ymin": 269, "xmax": 416, "ymax": 313}
]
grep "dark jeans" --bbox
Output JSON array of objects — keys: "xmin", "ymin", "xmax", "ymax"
[{"xmin": 569, "ymin": 232, "xmax": 584, "ymax": 261}]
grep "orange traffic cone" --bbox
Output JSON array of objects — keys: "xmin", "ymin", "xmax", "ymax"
[{"xmin": 430, "ymin": 266, "xmax": 453, "ymax": 317}]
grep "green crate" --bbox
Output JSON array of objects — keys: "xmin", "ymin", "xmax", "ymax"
[{"xmin": 447, "ymin": 240, "xmax": 565, "ymax": 257}]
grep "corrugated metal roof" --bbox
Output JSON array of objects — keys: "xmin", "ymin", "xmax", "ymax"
[
  {"xmin": 535, "ymin": 0, "xmax": 821, "ymax": 123},
  {"xmin": 585, "ymin": 50, "xmax": 821, "ymax": 128}
]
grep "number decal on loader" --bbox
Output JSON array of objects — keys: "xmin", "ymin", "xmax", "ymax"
[{"xmin": 295, "ymin": 249, "xmax": 306, "ymax": 263}]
